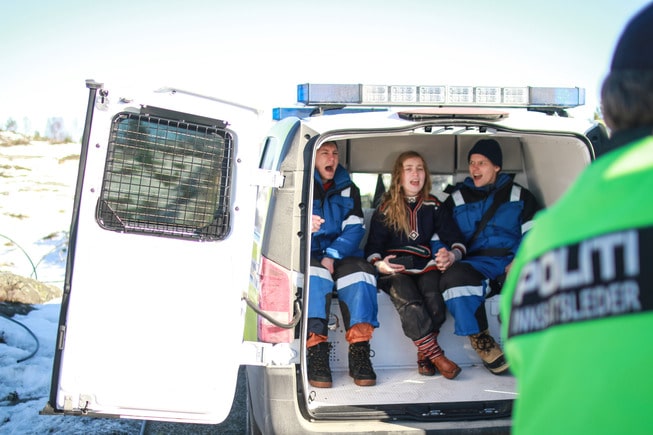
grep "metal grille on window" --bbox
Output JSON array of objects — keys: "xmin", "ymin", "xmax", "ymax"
[{"xmin": 97, "ymin": 111, "xmax": 232, "ymax": 241}]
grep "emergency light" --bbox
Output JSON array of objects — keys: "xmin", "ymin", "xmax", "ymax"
[{"xmin": 297, "ymin": 83, "xmax": 585, "ymax": 109}]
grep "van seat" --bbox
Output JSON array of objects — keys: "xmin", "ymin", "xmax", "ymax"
[{"xmin": 359, "ymin": 207, "xmax": 375, "ymax": 250}]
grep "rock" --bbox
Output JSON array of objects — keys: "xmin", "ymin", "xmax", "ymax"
[
  {"xmin": 0, "ymin": 271, "xmax": 62, "ymax": 304},
  {"xmin": 0, "ymin": 302, "xmax": 35, "ymax": 317}
]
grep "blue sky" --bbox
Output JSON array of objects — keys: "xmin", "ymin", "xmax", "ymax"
[{"xmin": 1, "ymin": 0, "xmax": 651, "ymax": 137}]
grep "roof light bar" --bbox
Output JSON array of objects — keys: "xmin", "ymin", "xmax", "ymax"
[
  {"xmin": 297, "ymin": 83, "xmax": 584, "ymax": 108},
  {"xmin": 272, "ymin": 106, "xmax": 388, "ymax": 121}
]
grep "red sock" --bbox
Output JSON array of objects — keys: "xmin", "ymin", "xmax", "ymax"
[{"xmin": 414, "ymin": 332, "xmax": 443, "ymax": 359}]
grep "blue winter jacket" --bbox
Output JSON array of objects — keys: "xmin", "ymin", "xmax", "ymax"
[
  {"xmin": 443, "ymin": 173, "xmax": 541, "ymax": 279},
  {"xmin": 311, "ymin": 164, "xmax": 365, "ymax": 260}
]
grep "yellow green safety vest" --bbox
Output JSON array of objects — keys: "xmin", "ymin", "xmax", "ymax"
[{"xmin": 501, "ymin": 134, "xmax": 653, "ymax": 435}]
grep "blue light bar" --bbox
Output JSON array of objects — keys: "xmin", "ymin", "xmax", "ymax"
[
  {"xmin": 272, "ymin": 107, "xmax": 316, "ymax": 120},
  {"xmin": 272, "ymin": 106, "xmax": 388, "ymax": 121},
  {"xmin": 529, "ymin": 87, "xmax": 585, "ymax": 107},
  {"xmin": 297, "ymin": 83, "xmax": 585, "ymax": 109},
  {"xmin": 296, "ymin": 84, "xmax": 361, "ymax": 104}
]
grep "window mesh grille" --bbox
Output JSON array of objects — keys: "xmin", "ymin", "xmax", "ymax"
[{"xmin": 97, "ymin": 111, "xmax": 232, "ymax": 241}]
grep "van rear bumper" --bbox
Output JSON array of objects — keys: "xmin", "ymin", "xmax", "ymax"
[{"xmin": 245, "ymin": 365, "xmax": 512, "ymax": 434}]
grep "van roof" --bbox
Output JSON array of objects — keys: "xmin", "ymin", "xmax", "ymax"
[{"xmin": 296, "ymin": 107, "xmax": 598, "ymax": 137}]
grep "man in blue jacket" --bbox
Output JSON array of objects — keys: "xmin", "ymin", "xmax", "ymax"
[
  {"xmin": 308, "ymin": 141, "xmax": 379, "ymax": 388},
  {"xmin": 438, "ymin": 139, "xmax": 541, "ymax": 374}
]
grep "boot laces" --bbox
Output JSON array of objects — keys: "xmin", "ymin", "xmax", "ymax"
[
  {"xmin": 474, "ymin": 333, "xmax": 496, "ymax": 353},
  {"xmin": 308, "ymin": 342, "xmax": 331, "ymax": 371},
  {"xmin": 350, "ymin": 342, "xmax": 374, "ymax": 370}
]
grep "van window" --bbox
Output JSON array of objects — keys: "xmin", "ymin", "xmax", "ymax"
[
  {"xmin": 259, "ymin": 136, "xmax": 279, "ymax": 170},
  {"xmin": 96, "ymin": 112, "xmax": 233, "ymax": 241}
]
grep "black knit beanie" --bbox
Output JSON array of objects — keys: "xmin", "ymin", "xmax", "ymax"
[
  {"xmin": 611, "ymin": 3, "xmax": 653, "ymax": 71},
  {"xmin": 468, "ymin": 139, "xmax": 503, "ymax": 168}
]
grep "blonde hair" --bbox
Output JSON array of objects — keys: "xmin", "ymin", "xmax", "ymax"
[{"xmin": 381, "ymin": 151, "xmax": 432, "ymax": 236}]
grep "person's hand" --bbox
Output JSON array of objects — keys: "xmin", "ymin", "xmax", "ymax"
[
  {"xmin": 435, "ymin": 247, "xmax": 455, "ymax": 272},
  {"xmin": 505, "ymin": 261, "xmax": 513, "ymax": 274},
  {"xmin": 321, "ymin": 257, "xmax": 335, "ymax": 274},
  {"xmin": 375, "ymin": 255, "xmax": 405, "ymax": 275},
  {"xmin": 311, "ymin": 215, "xmax": 325, "ymax": 233}
]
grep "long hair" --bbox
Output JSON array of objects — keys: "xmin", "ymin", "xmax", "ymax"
[{"xmin": 380, "ymin": 151, "xmax": 432, "ymax": 236}]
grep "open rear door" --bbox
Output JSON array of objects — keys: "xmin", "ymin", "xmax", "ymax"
[{"xmin": 46, "ymin": 82, "xmax": 262, "ymax": 424}]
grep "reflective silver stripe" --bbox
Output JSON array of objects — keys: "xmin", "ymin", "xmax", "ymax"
[
  {"xmin": 342, "ymin": 214, "xmax": 364, "ymax": 231},
  {"xmin": 510, "ymin": 185, "xmax": 521, "ymax": 202},
  {"xmin": 311, "ymin": 266, "xmax": 333, "ymax": 282},
  {"xmin": 431, "ymin": 233, "xmax": 442, "ymax": 242},
  {"xmin": 341, "ymin": 187, "xmax": 351, "ymax": 198},
  {"xmin": 452, "ymin": 190, "xmax": 464, "ymax": 206},
  {"xmin": 442, "ymin": 280, "xmax": 491, "ymax": 300},
  {"xmin": 337, "ymin": 270, "xmax": 376, "ymax": 289},
  {"xmin": 522, "ymin": 219, "xmax": 534, "ymax": 234}
]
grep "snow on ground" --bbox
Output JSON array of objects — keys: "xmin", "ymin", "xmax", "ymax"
[
  {"xmin": 0, "ymin": 139, "xmax": 78, "ymax": 287},
  {"xmin": 0, "ymin": 137, "xmax": 143, "ymax": 434}
]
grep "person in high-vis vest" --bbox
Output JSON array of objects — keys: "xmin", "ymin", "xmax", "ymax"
[{"xmin": 501, "ymin": 4, "xmax": 653, "ymax": 434}]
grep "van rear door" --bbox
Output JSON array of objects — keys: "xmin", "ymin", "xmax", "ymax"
[{"xmin": 46, "ymin": 82, "xmax": 262, "ymax": 424}]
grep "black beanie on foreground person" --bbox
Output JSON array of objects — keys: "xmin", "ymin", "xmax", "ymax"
[
  {"xmin": 468, "ymin": 139, "xmax": 503, "ymax": 168},
  {"xmin": 610, "ymin": 2, "xmax": 653, "ymax": 71}
]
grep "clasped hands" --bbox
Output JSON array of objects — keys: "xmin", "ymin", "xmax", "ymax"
[{"xmin": 376, "ymin": 247, "xmax": 455, "ymax": 275}]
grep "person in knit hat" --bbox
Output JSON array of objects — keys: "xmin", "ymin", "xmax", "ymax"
[
  {"xmin": 501, "ymin": 3, "xmax": 653, "ymax": 434},
  {"xmin": 468, "ymin": 139, "xmax": 503, "ymax": 168},
  {"xmin": 307, "ymin": 141, "xmax": 379, "ymax": 388},
  {"xmin": 437, "ymin": 138, "xmax": 541, "ymax": 374}
]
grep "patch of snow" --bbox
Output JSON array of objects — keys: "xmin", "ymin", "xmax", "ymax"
[{"xmin": 0, "ymin": 136, "xmax": 143, "ymax": 433}]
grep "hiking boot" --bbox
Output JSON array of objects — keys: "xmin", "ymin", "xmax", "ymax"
[
  {"xmin": 417, "ymin": 351, "xmax": 436, "ymax": 376},
  {"xmin": 307, "ymin": 342, "xmax": 332, "ymax": 388},
  {"xmin": 430, "ymin": 353, "xmax": 462, "ymax": 379},
  {"xmin": 469, "ymin": 330, "xmax": 509, "ymax": 375},
  {"xmin": 348, "ymin": 342, "xmax": 376, "ymax": 386}
]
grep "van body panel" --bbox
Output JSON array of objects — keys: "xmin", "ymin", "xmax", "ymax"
[{"xmin": 48, "ymin": 84, "xmax": 263, "ymax": 424}]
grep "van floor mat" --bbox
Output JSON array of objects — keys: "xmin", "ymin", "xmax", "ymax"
[{"xmin": 306, "ymin": 365, "xmax": 515, "ymax": 411}]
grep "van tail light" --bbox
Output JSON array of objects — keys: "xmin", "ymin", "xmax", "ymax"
[{"xmin": 258, "ymin": 255, "xmax": 295, "ymax": 343}]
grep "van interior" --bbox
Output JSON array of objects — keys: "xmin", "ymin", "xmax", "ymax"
[{"xmin": 297, "ymin": 126, "xmax": 591, "ymax": 420}]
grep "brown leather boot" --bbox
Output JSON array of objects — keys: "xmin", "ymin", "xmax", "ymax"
[
  {"xmin": 414, "ymin": 333, "xmax": 461, "ymax": 379},
  {"xmin": 469, "ymin": 330, "xmax": 509, "ymax": 375},
  {"xmin": 417, "ymin": 351, "xmax": 436, "ymax": 376},
  {"xmin": 430, "ymin": 353, "xmax": 461, "ymax": 380}
]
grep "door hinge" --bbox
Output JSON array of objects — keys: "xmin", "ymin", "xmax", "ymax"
[{"xmin": 57, "ymin": 325, "xmax": 66, "ymax": 351}]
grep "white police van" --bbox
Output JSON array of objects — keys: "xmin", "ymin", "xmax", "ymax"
[{"xmin": 44, "ymin": 80, "xmax": 606, "ymax": 433}]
